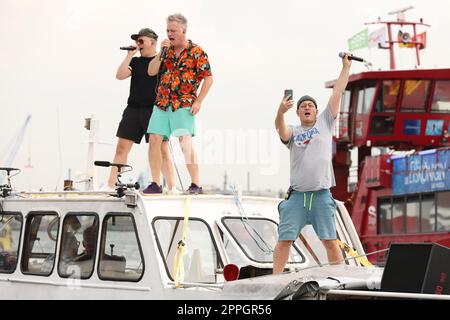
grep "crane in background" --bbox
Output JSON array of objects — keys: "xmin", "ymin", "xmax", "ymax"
[{"xmin": 0, "ymin": 115, "xmax": 31, "ymax": 184}]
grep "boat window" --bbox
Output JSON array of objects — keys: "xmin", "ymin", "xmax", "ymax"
[
  {"xmin": 370, "ymin": 116, "xmax": 395, "ymax": 135},
  {"xmin": 356, "ymin": 89, "xmax": 364, "ymax": 114},
  {"xmin": 400, "ymin": 80, "xmax": 431, "ymax": 112},
  {"xmin": 378, "ymin": 193, "xmax": 447, "ymax": 235},
  {"xmin": 406, "ymin": 196, "xmax": 420, "ymax": 233},
  {"xmin": 153, "ymin": 217, "xmax": 222, "ymax": 283},
  {"xmin": 99, "ymin": 214, "xmax": 144, "ymax": 282},
  {"xmin": 436, "ymin": 191, "xmax": 450, "ymax": 232},
  {"xmin": 392, "ymin": 197, "xmax": 405, "ymax": 234},
  {"xmin": 341, "ymin": 90, "xmax": 351, "ymax": 113},
  {"xmin": 58, "ymin": 213, "xmax": 99, "ymax": 279},
  {"xmin": 378, "ymin": 198, "xmax": 392, "ymax": 234},
  {"xmin": 338, "ymin": 90, "xmax": 351, "ymax": 139},
  {"xmin": 364, "ymin": 87, "xmax": 376, "ymax": 114},
  {"xmin": 431, "ymin": 80, "xmax": 450, "ymax": 113},
  {"xmin": 221, "ymin": 217, "xmax": 304, "ymax": 265},
  {"xmin": 421, "ymin": 194, "xmax": 436, "ymax": 232},
  {"xmin": 21, "ymin": 213, "xmax": 59, "ymax": 276},
  {"xmin": 356, "ymin": 85, "xmax": 376, "ymax": 114},
  {"xmin": 0, "ymin": 212, "xmax": 22, "ymax": 273},
  {"xmin": 374, "ymin": 80, "xmax": 400, "ymax": 112}
]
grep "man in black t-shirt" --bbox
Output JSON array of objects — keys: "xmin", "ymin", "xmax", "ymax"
[{"xmin": 108, "ymin": 28, "xmax": 175, "ymax": 191}]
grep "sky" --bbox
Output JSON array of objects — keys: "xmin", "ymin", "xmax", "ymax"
[{"xmin": 1, "ymin": 0, "xmax": 450, "ymax": 193}]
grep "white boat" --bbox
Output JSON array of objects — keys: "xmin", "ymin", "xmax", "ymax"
[
  {"xmin": 1, "ymin": 118, "xmax": 448, "ymax": 301},
  {"xmin": 0, "ymin": 187, "xmax": 369, "ymax": 299},
  {"xmin": 2, "ymin": 185, "xmax": 448, "ymax": 300}
]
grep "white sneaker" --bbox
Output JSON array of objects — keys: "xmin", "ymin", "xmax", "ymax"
[{"xmin": 165, "ymin": 187, "xmax": 183, "ymax": 195}]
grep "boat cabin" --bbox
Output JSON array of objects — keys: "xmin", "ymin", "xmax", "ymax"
[
  {"xmin": 0, "ymin": 191, "xmax": 372, "ymax": 299},
  {"xmin": 327, "ymin": 69, "xmax": 450, "ymax": 149}
]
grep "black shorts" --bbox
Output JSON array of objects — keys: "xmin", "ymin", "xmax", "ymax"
[{"xmin": 116, "ymin": 106, "xmax": 153, "ymax": 144}]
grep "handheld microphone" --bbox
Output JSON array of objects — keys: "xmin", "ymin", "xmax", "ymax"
[
  {"xmin": 159, "ymin": 47, "xmax": 167, "ymax": 61},
  {"xmin": 120, "ymin": 46, "xmax": 137, "ymax": 51},
  {"xmin": 339, "ymin": 52, "xmax": 365, "ymax": 62}
]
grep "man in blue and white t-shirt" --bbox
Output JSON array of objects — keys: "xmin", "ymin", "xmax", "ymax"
[{"xmin": 273, "ymin": 53, "xmax": 352, "ymax": 273}]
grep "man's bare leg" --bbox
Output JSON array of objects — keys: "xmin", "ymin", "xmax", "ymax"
[
  {"xmin": 161, "ymin": 141, "xmax": 175, "ymax": 189},
  {"xmin": 149, "ymin": 134, "xmax": 164, "ymax": 185},
  {"xmin": 322, "ymin": 240, "xmax": 344, "ymax": 265},
  {"xmin": 108, "ymin": 138, "xmax": 134, "ymax": 187},
  {"xmin": 179, "ymin": 135, "xmax": 199, "ymax": 185},
  {"xmin": 273, "ymin": 240, "xmax": 292, "ymax": 274}
]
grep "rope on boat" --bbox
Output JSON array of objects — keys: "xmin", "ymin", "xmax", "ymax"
[
  {"xmin": 172, "ymin": 195, "xmax": 192, "ymax": 288},
  {"xmin": 168, "ymin": 139, "xmax": 185, "ymax": 193},
  {"xmin": 337, "ymin": 239, "xmax": 373, "ymax": 267}
]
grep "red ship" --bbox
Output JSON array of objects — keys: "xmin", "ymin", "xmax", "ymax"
[{"xmin": 328, "ymin": 8, "xmax": 450, "ymax": 265}]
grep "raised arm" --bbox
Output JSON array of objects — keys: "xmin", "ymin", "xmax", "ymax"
[
  {"xmin": 327, "ymin": 53, "xmax": 352, "ymax": 118},
  {"xmin": 115, "ymin": 48, "xmax": 136, "ymax": 80},
  {"xmin": 148, "ymin": 39, "xmax": 170, "ymax": 76},
  {"xmin": 275, "ymin": 97, "xmax": 294, "ymax": 143}
]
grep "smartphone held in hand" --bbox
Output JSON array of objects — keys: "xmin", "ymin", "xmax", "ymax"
[{"xmin": 284, "ymin": 89, "xmax": 293, "ymax": 101}]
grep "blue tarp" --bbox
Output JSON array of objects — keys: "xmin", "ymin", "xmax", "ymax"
[{"xmin": 392, "ymin": 149, "xmax": 450, "ymax": 195}]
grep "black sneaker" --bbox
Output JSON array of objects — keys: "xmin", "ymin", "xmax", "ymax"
[
  {"xmin": 142, "ymin": 182, "xmax": 162, "ymax": 194},
  {"xmin": 187, "ymin": 183, "xmax": 203, "ymax": 194}
]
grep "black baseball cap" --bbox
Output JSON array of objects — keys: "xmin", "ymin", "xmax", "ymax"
[{"xmin": 131, "ymin": 28, "xmax": 158, "ymax": 40}]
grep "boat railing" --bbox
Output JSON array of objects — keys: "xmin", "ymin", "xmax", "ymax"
[{"xmin": 13, "ymin": 191, "xmax": 119, "ymax": 198}]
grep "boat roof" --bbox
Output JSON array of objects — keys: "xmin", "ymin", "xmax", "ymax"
[{"xmin": 325, "ymin": 68, "xmax": 450, "ymax": 88}]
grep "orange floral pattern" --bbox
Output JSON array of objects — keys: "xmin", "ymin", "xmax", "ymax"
[{"xmin": 155, "ymin": 40, "xmax": 212, "ymax": 111}]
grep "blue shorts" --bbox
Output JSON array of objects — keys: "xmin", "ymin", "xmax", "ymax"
[
  {"xmin": 147, "ymin": 105, "xmax": 196, "ymax": 140},
  {"xmin": 277, "ymin": 189, "xmax": 337, "ymax": 241}
]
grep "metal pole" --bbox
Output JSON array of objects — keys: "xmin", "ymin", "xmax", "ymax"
[
  {"xmin": 323, "ymin": 289, "xmax": 450, "ymax": 300},
  {"xmin": 413, "ymin": 23, "xmax": 421, "ymax": 67},
  {"xmin": 387, "ymin": 23, "xmax": 396, "ymax": 69}
]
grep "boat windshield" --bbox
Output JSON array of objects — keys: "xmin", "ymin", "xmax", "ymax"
[
  {"xmin": 221, "ymin": 217, "xmax": 305, "ymax": 265},
  {"xmin": 0, "ymin": 213, "xmax": 23, "ymax": 273},
  {"xmin": 153, "ymin": 217, "xmax": 222, "ymax": 283}
]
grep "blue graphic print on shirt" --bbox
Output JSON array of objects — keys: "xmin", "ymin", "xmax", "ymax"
[{"xmin": 292, "ymin": 127, "xmax": 320, "ymax": 147}]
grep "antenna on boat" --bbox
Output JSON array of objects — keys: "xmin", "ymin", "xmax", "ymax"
[
  {"xmin": 0, "ymin": 167, "xmax": 20, "ymax": 197},
  {"xmin": 0, "ymin": 115, "xmax": 31, "ymax": 184},
  {"xmin": 81, "ymin": 115, "xmax": 113, "ymax": 191},
  {"xmin": 388, "ymin": 5, "xmax": 414, "ymax": 22},
  {"xmin": 365, "ymin": 6, "xmax": 430, "ymax": 69},
  {"xmin": 84, "ymin": 115, "xmax": 99, "ymax": 191}
]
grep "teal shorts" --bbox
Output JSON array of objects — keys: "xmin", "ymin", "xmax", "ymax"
[
  {"xmin": 277, "ymin": 189, "xmax": 337, "ymax": 241},
  {"xmin": 147, "ymin": 105, "xmax": 196, "ymax": 140}
]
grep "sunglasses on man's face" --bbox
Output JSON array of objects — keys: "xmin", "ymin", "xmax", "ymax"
[{"xmin": 136, "ymin": 39, "xmax": 144, "ymax": 45}]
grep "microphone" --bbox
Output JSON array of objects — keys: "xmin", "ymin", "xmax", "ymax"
[
  {"xmin": 159, "ymin": 47, "xmax": 167, "ymax": 61},
  {"xmin": 120, "ymin": 46, "xmax": 137, "ymax": 51},
  {"xmin": 339, "ymin": 52, "xmax": 365, "ymax": 62}
]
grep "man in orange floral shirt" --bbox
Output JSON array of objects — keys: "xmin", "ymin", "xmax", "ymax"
[{"xmin": 145, "ymin": 13, "xmax": 213, "ymax": 194}]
